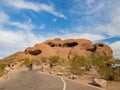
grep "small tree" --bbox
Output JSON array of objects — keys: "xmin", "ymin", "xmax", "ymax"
[
  {"xmin": 35, "ymin": 60, "xmax": 42, "ymax": 65},
  {"xmin": 0, "ymin": 63, "xmax": 6, "ymax": 77},
  {"xmin": 49, "ymin": 56, "xmax": 60, "ymax": 64},
  {"xmin": 23, "ymin": 58, "xmax": 31, "ymax": 68},
  {"xmin": 70, "ymin": 55, "xmax": 86, "ymax": 75},
  {"xmin": 58, "ymin": 58, "xmax": 69, "ymax": 66},
  {"xmin": 90, "ymin": 54, "xmax": 120, "ymax": 80},
  {"xmin": 98, "ymin": 64, "xmax": 120, "ymax": 81},
  {"xmin": 114, "ymin": 67, "xmax": 120, "ymax": 81},
  {"xmin": 0, "ymin": 63, "xmax": 6, "ymax": 71},
  {"xmin": 98, "ymin": 64, "xmax": 114, "ymax": 80},
  {"xmin": 90, "ymin": 54, "xmax": 107, "ymax": 67}
]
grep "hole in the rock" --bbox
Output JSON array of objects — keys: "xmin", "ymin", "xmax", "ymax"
[
  {"xmin": 29, "ymin": 50, "xmax": 41, "ymax": 55},
  {"xmin": 63, "ymin": 42, "xmax": 78, "ymax": 47},
  {"xmin": 58, "ymin": 44, "xmax": 62, "ymax": 47},
  {"xmin": 87, "ymin": 46, "xmax": 97, "ymax": 52},
  {"xmin": 98, "ymin": 44, "xmax": 104, "ymax": 47},
  {"xmin": 48, "ymin": 42, "xmax": 56, "ymax": 47}
]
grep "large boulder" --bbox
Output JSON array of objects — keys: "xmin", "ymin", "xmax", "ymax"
[
  {"xmin": 93, "ymin": 78, "xmax": 107, "ymax": 88},
  {"xmin": 21, "ymin": 38, "xmax": 113, "ymax": 60},
  {"xmin": 93, "ymin": 43, "xmax": 113, "ymax": 57}
]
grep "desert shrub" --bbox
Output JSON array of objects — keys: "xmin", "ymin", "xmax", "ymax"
[
  {"xmin": 98, "ymin": 65, "xmax": 120, "ymax": 81},
  {"xmin": 70, "ymin": 55, "xmax": 86, "ymax": 75},
  {"xmin": 59, "ymin": 59, "xmax": 69, "ymax": 66},
  {"xmin": 0, "ymin": 63, "xmax": 6, "ymax": 77},
  {"xmin": 35, "ymin": 60, "xmax": 42, "ymax": 65},
  {"xmin": 90, "ymin": 54, "xmax": 108, "ymax": 67},
  {"xmin": 49, "ymin": 56, "xmax": 60, "ymax": 64},
  {"xmin": 90, "ymin": 54, "xmax": 120, "ymax": 81},
  {"xmin": 22, "ymin": 58, "xmax": 31, "ymax": 68},
  {"xmin": 98, "ymin": 64, "xmax": 114, "ymax": 80},
  {"xmin": 0, "ymin": 63, "xmax": 6, "ymax": 71},
  {"xmin": 113, "ymin": 67, "xmax": 120, "ymax": 81}
]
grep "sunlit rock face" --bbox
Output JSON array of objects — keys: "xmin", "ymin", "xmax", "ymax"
[{"xmin": 22, "ymin": 38, "xmax": 113, "ymax": 60}]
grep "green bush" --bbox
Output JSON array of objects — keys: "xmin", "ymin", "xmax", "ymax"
[
  {"xmin": 98, "ymin": 64, "xmax": 114, "ymax": 80},
  {"xmin": 22, "ymin": 58, "xmax": 31, "ymax": 68},
  {"xmin": 58, "ymin": 59, "xmax": 69, "ymax": 66},
  {"xmin": 49, "ymin": 56, "xmax": 60, "ymax": 64},
  {"xmin": 35, "ymin": 60, "xmax": 42, "ymax": 65},
  {"xmin": 90, "ymin": 54, "xmax": 107, "ymax": 67},
  {"xmin": 97, "ymin": 65, "xmax": 120, "ymax": 81},
  {"xmin": 0, "ymin": 63, "xmax": 6, "ymax": 71},
  {"xmin": 70, "ymin": 55, "xmax": 86, "ymax": 75},
  {"xmin": 90, "ymin": 54, "xmax": 120, "ymax": 81},
  {"xmin": 113, "ymin": 67, "xmax": 120, "ymax": 81},
  {"xmin": 0, "ymin": 63, "xmax": 6, "ymax": 77}
]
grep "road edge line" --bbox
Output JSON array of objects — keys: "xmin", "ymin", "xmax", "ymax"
[
  {"xmin": 38, "ymin": 72, "xmax": 105, "ymax": 90},
  {"xmin": 60, "ymin": 77, "xmax": 66, "ymax": 90},
  {"xmin": 63, "ymin": 78, "xmax": 105, "ymax": 90}
]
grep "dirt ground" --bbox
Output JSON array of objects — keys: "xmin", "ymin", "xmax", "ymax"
[
  {"xmin": 77, "ymin": 75, "xmax": 120, "ymax": 90},
  {"xmin": 43, "ymin": 65, "xmax": 120, "ymax": 90},
  {"xmin": 105, "ymin": 81, "xmax": 120, "ymax": 90},
  {"xmin": 42, "ymin": 66, "xmax": 120, "ymax": 90}
]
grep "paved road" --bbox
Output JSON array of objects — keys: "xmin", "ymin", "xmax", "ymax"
[{"xmin": 0, "ymin": 69, "xmax": 104, "ymax": 90}]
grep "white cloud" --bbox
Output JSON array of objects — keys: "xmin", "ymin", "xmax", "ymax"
[
  {"xmin": 70, "ymin": 0, "xmax": 120, "ymax": 37},
  {"xmin": 0, "ymin": 30, "xmax": 23, "ymax": 45},
  {"xmin": 55, "ymin": 32, "xmax": 106, "ymax": 41},
  {"xmin": 0, "ymin": 11, "xmax": 35, "ymax": 31},
  {"xmin": 0, "ymin": 11, "xmax": 40, "ymax": 58},
  {"xmin": 5, "ymin": 0, "xmax": 66, "ymax": 19},
  {"xmin": 86, "ymin": 2, "xmax": 104, "ymax": 14},
  {"xmin": 110, "ymin": 41, "xmax": 120, "ymax": 59},
  {"xmin": 79, "ymin": 33, "xmax": 106, "ymax": 41},
  {"xmin": 70, "ymin": 0, "xmax": 104, "ymax": 16},
  {"xmin": 52, "ymin": 18, "xmax": 58, "ymax": 22},
  {"xmin": 94, "ymin": 6, "xmax": 120, "ymax": 37},
  {"xmin": 7, "ymin": 0, "xmax": 40, "ymax": 11},
  {"xmin": 0, "ymin": 28, "xmax": 46, "ymax": 59},
  {"xmin": 23, "ymin": 15, "xmax": 32, "ymax": 24},
  {"xmin": 39, "ymin": 24, "xmax": 45, "ymax": 30},
  {"xmin": 10, "ymin": 22, "xmax": 35, "ymax": 30},
  {"xmin": 0, "ymin": 12, "xmax": 51, "ymax": 58},
  {"xmin": 0, "ymin": 29, "xmax": 26, "ymax": 58},
  {"xmin": 86, "ymin": 0, "xmax": 95, "ymax": 5},
  {"xmin": 0, "ymin": 11, "xmax": 9, "ymax": 24},
  {"xmin": 95, "ymin": 24, "xmax": 120, "ymax": 37}
]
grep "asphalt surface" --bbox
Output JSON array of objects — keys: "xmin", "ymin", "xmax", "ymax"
[{"xmin": 0, "ymin": 69, "xmax": 104, "ymax": 90}]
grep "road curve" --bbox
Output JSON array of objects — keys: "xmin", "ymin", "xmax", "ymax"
[{"xmin": 0, "ymin": 69, "xmax": 104, "ymax": 90}]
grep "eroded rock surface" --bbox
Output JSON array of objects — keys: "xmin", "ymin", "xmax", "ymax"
[{"xmin": 21, "ymin": 38, "xmax": 113, "ymax": 60}]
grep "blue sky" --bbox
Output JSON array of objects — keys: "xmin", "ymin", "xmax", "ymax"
[{"xmin": 0, "ymin": 0, "xmax": 120, "ymax": 59}]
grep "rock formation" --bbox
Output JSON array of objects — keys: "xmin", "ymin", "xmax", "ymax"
[
  {"xmin": 18, "ymin": 38, "xmax": 113, "ymax": 61},
  {"xmin": 93, "ymin": 78, "xmax": 107, "ymax": 88}
]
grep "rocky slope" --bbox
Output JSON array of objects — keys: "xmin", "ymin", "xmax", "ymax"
[{"xmin": 14, "ymin": 38, "xmax": 113, "ymax": 61}]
